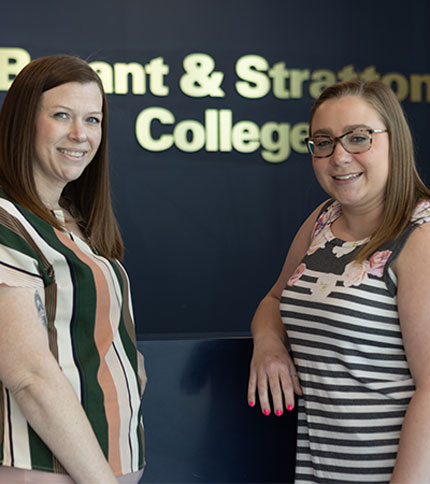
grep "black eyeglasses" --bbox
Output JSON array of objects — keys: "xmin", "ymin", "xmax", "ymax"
[{"xmin": 305, "ymin": 128, "xmax": 388, "ymax": 158}]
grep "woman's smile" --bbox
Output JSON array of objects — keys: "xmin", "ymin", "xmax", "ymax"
[
  {"xmin": 332, "ymin": 172, "xmax": 363, "ymax": 182},
  {"xmin": 57, "ymin": 147, "xmax": 88, "ymax": 159}
]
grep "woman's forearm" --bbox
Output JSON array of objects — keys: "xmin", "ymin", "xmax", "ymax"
[
  {"xmin": 11, "ymin": 361, "xmax": 117, "ymax": 484},
  {"xmin": 251, "ymin": 295, "xmax": 287, "ymax": 345}
]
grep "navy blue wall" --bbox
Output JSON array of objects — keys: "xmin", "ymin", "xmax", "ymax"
[
  {"xmin": 138, "ymin": 337, "xmax": 297, "ymax": 483},
  {"xmin": 1, "ymin": 1, "xmax": 429, "ymax": 337},
  {"xmin": 2, "ymin": 3, "xmax": 429, "ymax": 482}
]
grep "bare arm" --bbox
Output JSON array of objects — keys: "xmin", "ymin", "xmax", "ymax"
[
  {"xmin": 390, "ymin": 223, "xmax": 430, "ymax": 483},
  {"xmin": 248, "ymin": 203, "xmax": 325, "ymax": 415},
  {"xmin": 0, "ymin": 285, "xmax": 117, "ymax": 484}
]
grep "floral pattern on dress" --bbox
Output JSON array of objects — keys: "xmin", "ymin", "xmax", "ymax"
[
  {"xmin": 310, "ymin": 273, "xmax": 338, "ymax": 298},
  {"xmin": 312, "ymin": 201, "xmax": 342, "ymax": 239},
  {"xmin": 289, "ymin": 200, "xmax": 399, "ymax": 295},
  {"xmin": 411, "ymin": 199, "xmax": 430, "ymax": 225},
  {"xmin": 309, "ymin": 201, "xmax": 370, "ymax": 259},
  {"xmin": 307, "ymin": 229, "xmax": 331, "ymax": 256},
  {"xmin": 307, "ymin": 202, "xmax": 340, "ymax": 256},
  {"xmin": 332, "ymin": 240, "xmax": 367, "ymax": 258},
  {"xmin": 287, "ymin": 263, "xmax": 306, "ymax": 286},
  {"xmin": 343, "ymin": 250, "xmax": 392, "ymax": 287}
]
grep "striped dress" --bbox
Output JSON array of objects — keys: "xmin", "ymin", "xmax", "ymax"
[
  {"xmin": 280, "ymin": 199, "xmax": 427, "ymax": 483},
  {"xmin": 0, "ymin": 191, "xmax": 144, "ymax": 477}
]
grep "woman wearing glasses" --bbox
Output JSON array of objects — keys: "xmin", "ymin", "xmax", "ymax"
[{"xmin": 248, "ymin": 80, "xmax": 429, "ymax": 483}]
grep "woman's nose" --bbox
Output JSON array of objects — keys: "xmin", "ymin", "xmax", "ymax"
[
  {"xmin": 330, "ymin": 140, "xmax": 351, "ymax": 165},
  {"xmin": 69, "ymin": 120, "xmax": 87, "ymax": 142}
]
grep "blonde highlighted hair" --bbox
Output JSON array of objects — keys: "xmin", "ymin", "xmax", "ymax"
[{"xmin": 310, "ymin": 80, "xmax": 430, "ymax": 261}]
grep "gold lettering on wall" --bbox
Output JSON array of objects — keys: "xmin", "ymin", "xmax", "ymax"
[{"xmin": 0, "ymin": 47, "xmax": 31, "ymax": 90}]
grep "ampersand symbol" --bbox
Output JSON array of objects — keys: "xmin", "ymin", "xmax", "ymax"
[{"xmin": 180, "ymin": 53, "xmax": 225, "ymax": 98}]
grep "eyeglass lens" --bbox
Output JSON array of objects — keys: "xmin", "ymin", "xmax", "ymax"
[{"xmin": 310, "ymin": 130, "xmax": 372, "ymax": 156}]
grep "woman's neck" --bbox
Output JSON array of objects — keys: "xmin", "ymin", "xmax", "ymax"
[
  {"xmin": 35, "ymin": 179, "xmax": 64, "ymax": 213},
  {"xmin": 40, "ymin": 199, "xmax": 63, "ymax": 212},
  {"xmin": 332, "ymin": 204, "xmax": 384, "ymax": 241}
]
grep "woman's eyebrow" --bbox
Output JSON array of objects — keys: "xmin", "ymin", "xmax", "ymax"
[{"xmin": 312, "ymin": 124, "xmax": 370, "ymax": 136}]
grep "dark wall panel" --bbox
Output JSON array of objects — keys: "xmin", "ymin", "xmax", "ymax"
[
  {"xmin": 138, "ymin": 337, "xmax": 297, "ymax": 483},
  {"xmin": 1, "ymin": 1, "xmax": 429, "ymax": 336}
]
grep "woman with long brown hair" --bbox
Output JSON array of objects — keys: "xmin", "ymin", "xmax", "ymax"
[{"xmin": 0, "ymin": 55, "xmax": 146, "ymax": 483}]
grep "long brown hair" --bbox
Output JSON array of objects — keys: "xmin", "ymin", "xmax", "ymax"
[
  {"xmin": 0, "ymin": 55, "xmax": 123, "ymax": 259},
  {"xmin": 309, "ymin": 80, "xmax": 430, "ymax": 261}
]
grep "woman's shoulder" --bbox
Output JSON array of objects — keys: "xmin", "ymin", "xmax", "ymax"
[
  {"xmin": 410, "ymin": 199, "xmax": 430, "ymax": 225},
  {"xmin": 311, "ymin": 199, "xmax": 341, "ymax": 238},
  {"xmin": 395, "ymin": 211, "xmax": 430, "ymax": 279},
  {"xmin": 0, "ymin": 190, "xmax": 23, "ymax": 220},
  {"xmin": 405, "ymin": 200, "xmax": 430, "ymax": 251}
]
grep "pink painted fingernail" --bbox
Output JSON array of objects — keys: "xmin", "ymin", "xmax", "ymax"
[
  {"xmin": 275, "ymin": 409, "xmax": 283, "ymax": 417},
  {"xmin": 287, "ymin": 404, "xmax": 293, "ymax": 411},
  {"xmin": 263, "ymin": 408, "xmax": 270, "ymax": 416},
  {"xmin": 248, "ymin": 401, "xmax": 255, "ymax": 407}
]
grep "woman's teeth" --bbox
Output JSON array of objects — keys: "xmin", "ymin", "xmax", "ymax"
[
  {"xmin": 59, "ymin": 148, "xmax": 85, "ymax": 158},
  {"xmin": 333, "ymin": 173, "xmax": 361, "ymax": 180}
]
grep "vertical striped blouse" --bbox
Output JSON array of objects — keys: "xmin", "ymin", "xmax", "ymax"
[
  {"xmin": 0, "ymin": 191, "xmax": 144, "ymax": 477},
  {"xmin": 280, "ymin": 199, "xmax": 426, "ymax": 483}
]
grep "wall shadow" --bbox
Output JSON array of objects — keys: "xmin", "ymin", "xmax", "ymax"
[{"xmin": 138, "ymin": 337, "xmax": 296, "ymax": 483}]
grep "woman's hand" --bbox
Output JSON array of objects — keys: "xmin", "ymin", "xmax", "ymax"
[
  {"xmin": 248, "ymin": 334, "xmax": 302, "ymax": 416},
  {"xmin": 246, "ymin": 205, "xmax": 320, "ymax": 417}
]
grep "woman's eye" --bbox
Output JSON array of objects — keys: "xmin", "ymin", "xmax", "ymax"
[
  {"xmin": 87, "ymin": 116, "xmax": 101, "ymax": 124},
  {"xmin": 350, "ymin": 135, "xmax": 368, "ymax": 144},
  {"xmin": 54, "ymin": 112, "xmax": 68, "ymax": 119},
  {"xmin": 315, "ymin": 138, "xmax": 332, "ymax": 148}
]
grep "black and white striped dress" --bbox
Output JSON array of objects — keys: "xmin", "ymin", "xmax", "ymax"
[{"xmin": 280, "ymin": 199, "xmax": 428, "ymax": 483}]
